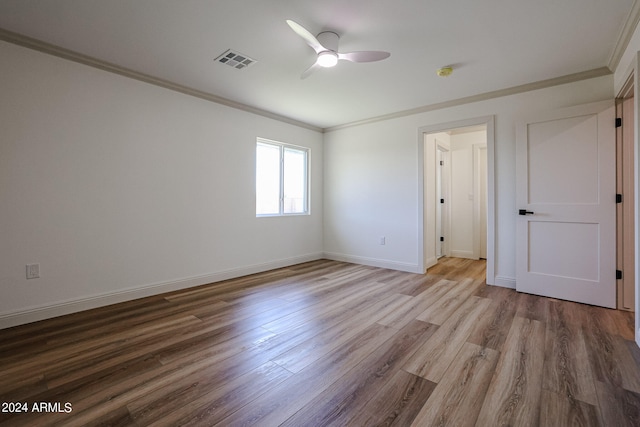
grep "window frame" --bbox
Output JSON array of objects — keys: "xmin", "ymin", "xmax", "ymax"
[{"xmin": 256, "ymin": 137, "xmax": 310, "ymax": 217}]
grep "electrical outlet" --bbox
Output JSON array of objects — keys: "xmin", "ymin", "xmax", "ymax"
[
  {"xmin": 26, "ymin": 263, "xmax": 40, "ymax": 279},
  {"xmin": 380, "ymin": 236, "xmax": 386, "ymax": 245}
]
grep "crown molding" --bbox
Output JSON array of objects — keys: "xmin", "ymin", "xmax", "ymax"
[
  {"xmin": 324, "ymin": 67, "xmax": 612, "ymax": 133},
  {"xmin": 0, "ymin": 28, "xmax": 323, "ymax": 133},
  {"xmin": 608, "ymin": 0, "xmax": 640, "ymax": 72}
]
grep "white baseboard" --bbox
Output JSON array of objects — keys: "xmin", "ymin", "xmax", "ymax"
[
  {"xmin": 0, "ymin": 252, "xmax": 324, "ymax": 330},
  {"xmin": 450, "ymin": 250, "xmax": 477, "ymax": 260},
  {"xmin": 493, "ymin": 275, "xmax": 516, "ymax": 289},
  {"xmin": 424, "ymin": 256, "xmax": 438, "ymax": 271},
  {"xmin": 323, "ymin": 252, "xmax": 422, "ymax": 274}
]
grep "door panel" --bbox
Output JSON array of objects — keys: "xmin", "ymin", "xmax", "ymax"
[
  {"xmin": 528, "ymin": 221, "xmax": 599, "ymax": 280},
  {"xmin": 527, "ymin": 116, "xmax": 599, "ymax": 204},
  {"xmin": 516, "ymin": 100, "xmax": 616, "ymax": 308}
]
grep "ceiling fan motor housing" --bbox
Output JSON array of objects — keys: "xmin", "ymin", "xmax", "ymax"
[{"xmin": 316, "ymin": 31, "xmax": 340, "ymax": 52}]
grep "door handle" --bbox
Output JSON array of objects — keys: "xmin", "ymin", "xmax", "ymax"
[{"xmin": 519, "ymin": 209, "xmax": 535, "ymax": 215}]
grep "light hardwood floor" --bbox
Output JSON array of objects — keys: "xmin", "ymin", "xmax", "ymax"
[{"xmin": 0, "ymin": 257, "xmax": 639, "ymax": 426}]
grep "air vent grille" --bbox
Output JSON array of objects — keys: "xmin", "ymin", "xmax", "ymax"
[{"xmin": 215, "ymin": 49, "xmax": 257, "ymax": 70}]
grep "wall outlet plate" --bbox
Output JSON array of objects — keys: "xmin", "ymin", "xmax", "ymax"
[{"xmin": 26, "ymin": 263, "xmax": 40, "ymax": 279}]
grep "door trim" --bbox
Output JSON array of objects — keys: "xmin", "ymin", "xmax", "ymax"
[
  {"xmin": 417, "ymin": 115, "xmax": 495, "ymax": 284},
  {"xmin": 616, "ymin": 91, "xmax": 635, "ymax": 311},
  {"xmin": 473, "ymin": 144, "xmax": 488, "ymax": 260}
]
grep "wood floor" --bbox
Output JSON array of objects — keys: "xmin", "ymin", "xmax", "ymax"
[{"xmin": 1, "ymin": 257, "xmax": 639, "ymax": 426}]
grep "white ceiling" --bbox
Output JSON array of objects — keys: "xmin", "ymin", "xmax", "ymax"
[{"xmin": 0, "ymin": 0, "xmax": 636, "ymax": 129}]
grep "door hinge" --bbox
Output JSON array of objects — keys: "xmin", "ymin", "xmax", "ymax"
[
  {"xmin": 440, "ymin": 198, "xmax": 445, "ymax": 204},
  {"xmin": 617, "ymin": 270, "xmax": 623, "ymax": 280},
  {"xmin": 616, "ymin": 118, "xmax": 622, "ymax": 128},
  {"xmin": 617, "ymin": 194, "xmax": 623, "ymax": 203},
  {"xmin": 439, "ymin": 160, "xmax": 444, "ymax": 166},
  {"xmin": 440, "ymin": 236, "xmax": 444, "ymax": 242}
]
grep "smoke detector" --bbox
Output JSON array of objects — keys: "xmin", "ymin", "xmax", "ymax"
[{"xmin": 437, "ymin": 66, "xmax": 453, "ymax": 77}]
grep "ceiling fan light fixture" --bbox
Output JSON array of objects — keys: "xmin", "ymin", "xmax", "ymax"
[
  {"xmin": 286, "ymin": 20, "xmax": 389, "ymax": 78},
  {"xmin": 317, "ymin": 51, "xmax": 339, "ymax": 67}
]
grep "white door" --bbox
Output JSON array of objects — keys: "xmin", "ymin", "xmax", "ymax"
[
  {"xmin": 516, "ymin": 100, "xmax": 616, "ymax": 308},
  {"xmin": 435, "ymin": 144, "xmax": 450, "ymax": 258}
]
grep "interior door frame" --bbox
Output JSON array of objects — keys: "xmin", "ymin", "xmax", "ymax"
[
  {"xmin": 616, "ymin": 73, "xmax": 635, "ymax": 311},
  {"xmin": 474, "ymin": 143, "xmax": 488, "ymax": 259},
  {"xmin": 417, "ymin": 115, "xmax": 495, "ymax": 284}
]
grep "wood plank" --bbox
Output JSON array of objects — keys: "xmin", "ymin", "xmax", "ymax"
[
  {"xmin": 582, "ymin": 305, "xmax": 640, "ymax": 393},
  {"xmin": 347, "ymin": 370, "xmax": 436, "ymax": 426},
  {"xmin": 9, "ymin": 322, "xmax": 293, "ymax": 426},
  {"xmin": 152, "ymin": 322, "xmax": 276, "ymax": 365},
  {"xmin": 409, "ymin": 342, "xmax": 500, "ymax": 427},
  {"xmin": 279, "ymin": 320, "xmax": 438, "ymax": 426},
  {"xmin": 516, "ymin": 291, "xmax": 550, "ymax": 323},
  {"xmin": 41, "ymin": 343, "xmax": 280, "ymax": 427},
  {"xmin": 543, "ymin": 299, "xmax": 598, "ymax": 405},
  {"xmin": 0, "ymin": 308, "xmax": 207, "ymax": 368},
  {"xmin": 376, "ymin": 279, "xmax": 456, "ymax": 329},
  {"xmin": 130, "ymin": 361, "xmax": 292, "ymax": 426},
  {"xmin": 594, "ymin": 380, "xmax": 640, "ymax": 427},
  {"xmin": 466, "ymin": 285, "xmax": 517, "ymax": 351},
  {"xmin": 0, "ymin": 315, "xmax": 203, "ymax": 388},
  {"xmin": 260, "ymin": 278, "xmax": 391, "ymax": 334},
  {"xmin": 387, "ymin": 273, "xmax": 443, "ymax": 297},
  {"xmin": 0, "ymin": 374, "xmax": 47, "ymax": 403},
  {"xmin": 0, "ymin": 295, "xmax": 174, "ymax": 353},
  {"xmin": 213, "ymin": 323, "xmax": 397, "ymax": 427},
  {"xmin": 416, "ymin": 278, "xmax": 482, "ymax": 325},
  {"xmin": 475, "ymin": 316, "xmax": 546, "ymax": 426},
  {"xmin": 403, "ymin": 296, "xmax": 492, "ymax": 382},
  {"xmin": 539, "ymin": 390, "xmax": 600, "ymax": 427},
  {"xmin": 271, "ymin": 293, "xmax": 413, "ymax": 373},
  {"xmin": 427, "ymin": 257, "xmax": 485, "ymax": 282}
]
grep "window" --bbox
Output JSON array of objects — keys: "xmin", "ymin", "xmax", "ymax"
[{"xmin": 256, "ymin": 138, "xmax": 309, "ymax": 216}]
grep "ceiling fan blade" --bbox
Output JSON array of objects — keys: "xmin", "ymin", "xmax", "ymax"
[
  {"xmin": 286, "ymin": 20, "xmax": 324, "ymax": 53},
  {"xmin": 338, "ymin": 51, "xmax": 390, "ymax": 63},
  {"xmin": 301, "ymin": 61, "xmax": 322, "ymax": 79}
]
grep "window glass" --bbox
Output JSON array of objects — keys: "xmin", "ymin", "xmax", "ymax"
[
  {"xmin": 256, "ymin": 143, "xmax": 281, "ymax": 215},
  {"xmin": 256, "ymin": 139, "xmax": 309, "ymax": 216},
  {"xmin": 283, "ymin": 148, "xmax": 306, "ymax": 214}
]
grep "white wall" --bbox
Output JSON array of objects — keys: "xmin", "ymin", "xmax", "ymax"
[
  {"xmin": 0, "ymin": 41, "xmax": 324, "ymax": 328},
  {"xmin": 323, "ymin": 75, "xmax": 614, "ymax": 284}
]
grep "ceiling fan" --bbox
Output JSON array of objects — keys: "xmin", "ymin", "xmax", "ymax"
[{"xmin": 286, "ymin": 20, "xmax": 390, "ymax": 79}]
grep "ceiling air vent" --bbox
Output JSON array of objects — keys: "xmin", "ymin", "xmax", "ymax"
[{"xmin": 215, "ymin": 49, "xmax": 257, "ymax": 70}]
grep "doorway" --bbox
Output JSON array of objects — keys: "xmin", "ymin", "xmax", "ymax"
[{"xmin": 423, "ymin": 124, "xmax": 488, "ymax": 268}]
